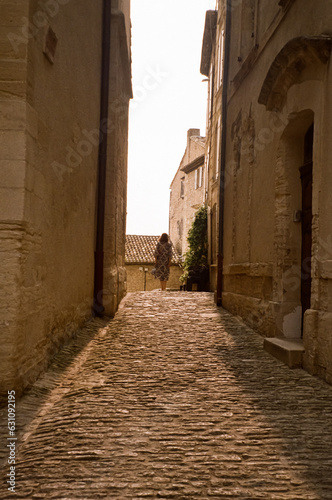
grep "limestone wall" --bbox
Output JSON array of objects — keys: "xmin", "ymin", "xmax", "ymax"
[
  {"xmin": 169, "ymin": 167, "xmax": 185, "ymax": 256},
  {"xmin": 0, "ymin": 1, "xmax": 30, "ymax": 398},
  {"xmin": 221, "ymin": 0, "xmax": 332, "ymax": 382},
  {"xmin": 103, "ymin": 4, "xmax": 131, "ymax": 316},
  {"xmin": 126, "ymin": 265, "xmax": 182, "ymax": 292},
  {"xmin": 0, "ymin": 0, "xmax": 131, "ymax": 399},
  {"xmin": 182, "ymin": 167, "xmax": 205, "ymax": 255},
  {"xmin": 169, "ymin": 129, "xmax": 205, "ymax": 257},
  {"xmin": 203, "ymin": 6, "xmax": 224, "ymax": 293}
]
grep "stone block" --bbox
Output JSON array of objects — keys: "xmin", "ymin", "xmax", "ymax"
[
  {"xmin": 0, "ymin": 80, "xmax": 27, "ymax": 100},
  {"xmin": 0, "ymin": 0, "xmax": 29, "ymax": 27},
  {"xmin": 224, "ymin": 273, "xmax": 273, "ymax": 300},
  {"xmin": 0, "ymin": 27, "xmax": 27, "ymax": 59},
  {"xmin": 302, "ymin": 308, "xmax": 319, "ymax": 374},
  {"xmin": 264, "ymin": 337, "xmax": 304, "ymax": 368},
  {"xmin": 0, "ymin": 130, "xmax": 26, "ymax": 160},
  {"xmin": 0, "ymin": 58, "xmax": 27, "ymax": 81},
  {"xmin": 318, "ymin": 260, "xmax": 332, "ymax": 280},
  {"xmin": 316, "ymin": 312, "xmax": 332, "ymax": 372},
  {"xmin": 126, "ymin": 264, "xmax": 182, "ymax": 293},
  {"xmin": 222, "ymin": 291, "xmax": 275, "ymax": 337},
  {"xmin": 0, "ymin": 160, "xmax": 25, "ymax": 188},
  {"xmin": 26, "ymin": 103, "xmax": 38, "ymax": 139},
  {"xmin": 0, "ymin": 187, "xmax": 25, "ymax": 220},
  {"xmin": 25, "ymin": 164, "xmax": 46, "ymax": 199},
  {"xmin": 0, "ymin": 0, "xmax": 131, "ymax": 398}
]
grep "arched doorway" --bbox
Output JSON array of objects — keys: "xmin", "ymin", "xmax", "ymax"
[
  {"xmin": 274, "ymin": 111, "xmax": 314, "ymax": 338},
  {"xmin": 258, "ymin": 35, "xmax": 330, "ymax": 341}
]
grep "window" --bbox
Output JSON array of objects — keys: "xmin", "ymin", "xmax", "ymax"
[
  {"xmin": 180, "ymin": 178, "xmax": 185, "ymax": 198},
  {"xmin": 177, "ymin": 219, "xmax": 183, "ymax": 238},
  {"xmin": 211, "ymin": 203, "xmax": 217, "ymax": 264},
  {"xmin": 208, "ymin": 63, "xmax": 214, "ymax": 123},
  {"xmin": 215, "ymin": 116, "xmax": 221, "ymax": 179},
  {"xmin": 206, "ymin": 146, "xmax": 210, "ymax": 184},
  {"xmin": 216, "ymin": 30, "xmax": 224, "ymax": 91},
  {"xmin": 195, "ymin": 167, "xmax": 203, "ymax": 189}
]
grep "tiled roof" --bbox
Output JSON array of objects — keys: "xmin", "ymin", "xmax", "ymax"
[{"xmin": 125, "ymin": 235, "xmax": 182, "ymax": 265}]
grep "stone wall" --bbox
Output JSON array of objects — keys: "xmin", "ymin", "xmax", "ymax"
[
  {"xmin": 0, "ymin": 1, "xmax": 30, "ymax": 400},
  {"xmin": 126, "ymin": 264, "xmax": 183, "ymax": 292},
  {"xmin": 220, "ymin": 0, "xmax": 332, "ymax": 383},
  {"xmin": 169, "ymin": 167, "xmax": 185, "ymax": 256},
  {"xmin": 0, "ymin": 0, "xmax": 131, "ymax": 399},
  {"xmin": 103, "ymin": 4, "xmax": 132, "ymax": 316},
  {"xmin": 169, "ymin": 129, "xmax": 205, "ymax": 257},
  {"xmin": 182, "ymin": 165, "xmax": 206, "ymax": 254},
  {"xmin": 200, "ymin": 5, "xmax": 224, "ymax": 294}
]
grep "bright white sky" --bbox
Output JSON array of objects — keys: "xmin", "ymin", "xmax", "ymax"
[{"xmin": 126, "ymin": 0, "xmax": 216, "ymax": 236}]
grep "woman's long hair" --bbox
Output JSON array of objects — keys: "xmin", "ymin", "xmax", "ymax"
[{"xmin": 159, "ymin": 233, "xmax": 169, "ymax": 243}]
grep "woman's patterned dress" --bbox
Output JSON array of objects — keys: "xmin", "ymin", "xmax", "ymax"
[{"xmin": 153, "ymin": 242, "xmax": 173, "ymax": 281}]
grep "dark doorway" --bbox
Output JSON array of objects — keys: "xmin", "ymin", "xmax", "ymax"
[{"xmin": 299, "ymin": 123, "xmax": 314, "ymax": 331}]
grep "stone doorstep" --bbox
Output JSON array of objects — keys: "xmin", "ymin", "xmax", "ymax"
[{"xmin": 263, "ymin": 337, "xmax": 305, "ymax": 369}]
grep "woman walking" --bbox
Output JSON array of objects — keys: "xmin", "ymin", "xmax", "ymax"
[{"xmin": 153, "ymin": 233, "xmax": 173, "ymax": 291}]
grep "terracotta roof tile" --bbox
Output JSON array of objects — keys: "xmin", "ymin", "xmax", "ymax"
[{"xmin": 125, "ymin": 235, "xmax": 182, "ymax": 265}]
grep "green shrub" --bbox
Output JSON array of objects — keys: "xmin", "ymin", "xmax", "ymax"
[{"xmin": 180, "ymin": 205, "xmax": 208, "ymax": 283}]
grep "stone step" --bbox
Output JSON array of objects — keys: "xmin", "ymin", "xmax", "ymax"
[{"xmin": 263, "ymin": 337, "xmax": 305, "ymax": 368}]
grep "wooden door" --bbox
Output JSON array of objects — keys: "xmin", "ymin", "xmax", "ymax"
[{"xmin": 300, "ymin": 124, "xmax": 313, "ymax": 328}]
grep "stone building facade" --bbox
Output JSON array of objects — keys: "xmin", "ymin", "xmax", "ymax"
[
  {"xmin": 125, "ymin": 235, "xmax": 182, "ymax": 292},
  {"xmin": 169, "ymin": 129, "xmax": 206, "ymax": 257},
  {"xmin": 0, "ymin": 0, "xmax": 132, "ymax": 399},
  {"xmin": 209, "ymin": 0, "xmax": 332, "ymax": 383},
  {"xmin": 200, "ymin": 9, "xmax": 223, "ymax": 293}
]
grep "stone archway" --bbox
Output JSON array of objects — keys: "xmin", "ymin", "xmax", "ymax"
[
  {"xmin": 274, "ymin": 110, "xmax": 314, "ymax": 338},
  {"xmin": 258, "ymin": 35, "xmax": 331, "ymax": 340},
  {"xmin": 258, "ymin": 36, "xmax": 332, "ymax": 111}
]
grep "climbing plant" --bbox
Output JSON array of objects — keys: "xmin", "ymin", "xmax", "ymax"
[{"xmin": 180, "ymin": 205, "xmax": 208, "ymax": 284}]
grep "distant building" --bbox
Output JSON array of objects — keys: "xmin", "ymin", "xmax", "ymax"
[
  {"xmin": 0, "ymin": 0, "xmax": 132, "ymax": 399},
  {"xmin": 125, "ymin": 235, "xmax": 182, "ymax": 291},
  {"xmin": 169, "ymin": 129, "xmax": 206, "ymax": 257}
]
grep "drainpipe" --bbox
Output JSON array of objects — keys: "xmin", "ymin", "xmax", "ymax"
[
  {"xmin": 94, "ymin": 0, "xmax": 111, "ymax": 315},
  {"xmin": 216, "ymin": 0, "xmax": 231, "ymax": 306}
]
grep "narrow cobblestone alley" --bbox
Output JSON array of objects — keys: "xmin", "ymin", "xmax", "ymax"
[{"xmin": 1, "ymin": 291, "xmax": 332, "ymax": 499}]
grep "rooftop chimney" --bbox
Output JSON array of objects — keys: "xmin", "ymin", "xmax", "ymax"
[{"xmin": 187, "ymin": 128, "xmax": 200, "ymax": 151}]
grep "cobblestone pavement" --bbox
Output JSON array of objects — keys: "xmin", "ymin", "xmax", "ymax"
[{"xmin": 1, "ymin": 291, "xmax": 332, "ymax": 499}]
